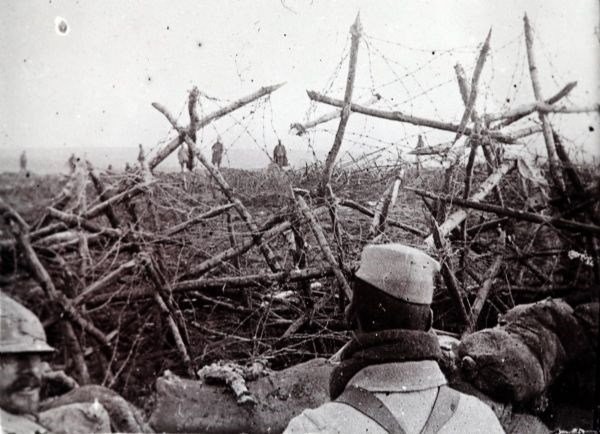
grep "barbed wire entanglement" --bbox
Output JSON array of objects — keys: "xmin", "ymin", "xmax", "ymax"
[{"xmin": 1, "ymin": 13, "xmax": 598, "ymax": 414}]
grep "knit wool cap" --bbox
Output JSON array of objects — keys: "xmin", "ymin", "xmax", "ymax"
[{"xmin": 355, "ymin": 244, "xmax": 440, "ymax": 305}]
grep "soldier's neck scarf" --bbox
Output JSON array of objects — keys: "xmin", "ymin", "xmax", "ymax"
[{"xmin": 329, "ymin": 329, "xmax": 442, "ymax": 399}]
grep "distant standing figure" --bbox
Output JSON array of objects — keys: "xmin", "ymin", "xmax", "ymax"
[
  {"xmin": 212, "ymin": 137, "xmax": 224, "ymax": 168},
  {"xmin": 68, "ymin": 153, "xmax": 77, "ymax": 174},
  {"xmin": 137, "ymin": 144, "xmax": 145, "ymax": 166},
  {"xmin": 177, "ymin": 139, "xmax": 195, "ymax": 172},
  {"xmin": 19, "ymin": 151, "xmax": 27, "ymax": 173},
  {"xmin": 125, "ymin": 162, "xmax": 132, "ymax": 172},
  {"xmin": 273, "ymin": 140, "xmax": 288, "ymax": 168}
]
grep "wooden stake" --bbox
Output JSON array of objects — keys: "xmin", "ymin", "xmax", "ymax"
[
  {"xmin": 523, "ymin": 14, "xmax": 564, "ymax": 190},
  {"xmin": 454, "ymin": 29, "xmax": 491, "ymax": 143},
  {"xmin": 320, "ymin": 13, "xmax": 362, "ymax": 192}
]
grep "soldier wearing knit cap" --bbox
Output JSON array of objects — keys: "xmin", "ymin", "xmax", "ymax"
[{"xmin": 285, "ymin": 244, "xmax": 504, "ymax": 434}]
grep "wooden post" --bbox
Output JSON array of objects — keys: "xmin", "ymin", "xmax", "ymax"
[
  {"xmin": 523, "ymin": 14, "xmax": 564, "ymax": 191},
  {"xmin": 320, "ymin": 13, "xmax": 362, "ymax": 193},
  {"xmin": 415, "ymin": 135, "xmax": 424, "ymax": 177},
  {"xmin": 454, "ymin": 63, "xmax": 503, "ymax": 204},
  {"xmin": 454, "ymin": 29, "xmax": 491, "ymax": 143}
]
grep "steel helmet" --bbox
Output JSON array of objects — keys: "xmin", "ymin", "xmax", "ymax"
[{"xmin": 0, "ymin": 292, "xmax": 54, "ymax": 354}]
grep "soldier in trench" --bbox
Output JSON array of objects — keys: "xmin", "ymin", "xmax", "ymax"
[
  {"xmin": 0, "ymin": 292, "xmax": 112, "ymax": 433},
  {"xmin": 284, "ymin": 244, "xmax": 504, "ymax": 434}
]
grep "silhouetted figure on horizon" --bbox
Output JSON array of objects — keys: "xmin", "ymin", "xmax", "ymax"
[
  {"xmin": 19, "ymin": 151, "xmax": 27, "ymax": 173},
  {"xmin": 273, "ymin": 140, "xmax": 288, "ymax": 168},
  {"xmin": 137, "ymin": 144, "xmax": 145, "ymax": 167},
  {"xmin": 212, "ymin": 137, "xmax": 223, "ymax": 168},
  {"xmin": 68, "ymin": 153, "xmax": 77, "ymax": 174}
]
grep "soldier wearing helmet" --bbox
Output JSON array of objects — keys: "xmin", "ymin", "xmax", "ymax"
[
  {"xmin": 285, "ymin": 244, "xmax": 504, "ymax": 433},
  {"xmin": 0, "ymin": 292, "xmax": 54, "ymax": 417},
  {"xmin": 0, "ymin": 292, "xmax": 111, "ymax": 433}
]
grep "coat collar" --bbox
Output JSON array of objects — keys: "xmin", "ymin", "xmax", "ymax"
[{"xmin": 347, "ymin": 360, "xmax": 447, "ymax": 392}]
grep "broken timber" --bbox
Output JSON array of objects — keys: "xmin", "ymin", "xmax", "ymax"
[{"xmin": 419, "ymin": 159, "xmax": 516, "ymax": 247}]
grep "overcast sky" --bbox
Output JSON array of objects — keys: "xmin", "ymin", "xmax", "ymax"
[{"xmin": 1, "ymin": 0, "xmax": 598, "ymax": 171}]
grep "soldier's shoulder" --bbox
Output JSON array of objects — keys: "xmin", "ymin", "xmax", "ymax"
[
  {"xmin": 443, "ymin": 391, "xmax": 505, "ymax": 433},
  {"xmin": 284, "ymin": 402, "xmax": 384, "ymax": 434}
]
